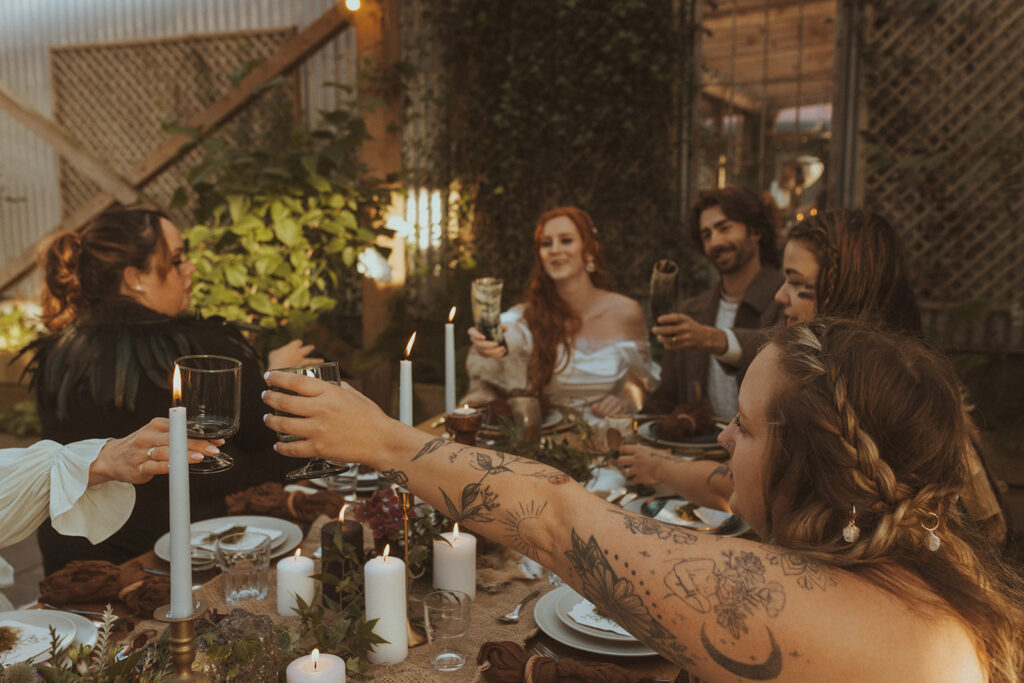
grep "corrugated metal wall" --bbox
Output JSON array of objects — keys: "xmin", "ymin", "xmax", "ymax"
[{"xmin": 0, "ymin": 0, "xmax": 356, "ymax": 298}]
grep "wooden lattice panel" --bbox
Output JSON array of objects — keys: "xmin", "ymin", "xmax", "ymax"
[
  {"xmin": 51, "ymin": 28, "xmax": 300, "ymax": 218},
  {"xmin": 862, "ymin": 0, "xmax": 1024, "ymax": 349}
]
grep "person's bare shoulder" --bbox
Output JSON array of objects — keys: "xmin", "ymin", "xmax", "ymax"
[{"xmin": 599, "ymin": 292, "xmax": 647, "ymax": 336}]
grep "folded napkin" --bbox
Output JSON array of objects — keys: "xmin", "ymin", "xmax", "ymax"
[
  {"xmin": 39, "ymin": 560, "xmax": 169, "ymax": 617},
  {"xmin": 225, "ymin": 482, "xmax": 347, "ymax": 526},
  {"xmin": 477, "ymin": 641, "xmax": 667, "ymax": 683}
]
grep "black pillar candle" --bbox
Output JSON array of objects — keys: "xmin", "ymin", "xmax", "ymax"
[{"xmin": 320, "ymin": 515, "xmax": 366, "ymax": 606}]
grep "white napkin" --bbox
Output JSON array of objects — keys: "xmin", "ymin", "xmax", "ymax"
[
  {"xmin": 192, "ymin": 525, "xmax": 284, "ymax": 552},
  {"xmin": 585, "ymin": 467, "xmax": 627, "ymax": 495},
  {"xmin": 568, "ymin": 598, "xmax": 633, "ymax": 638}
]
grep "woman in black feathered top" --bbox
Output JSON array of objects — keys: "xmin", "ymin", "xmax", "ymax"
[{"xmin": 23, "ymin": 207, "xmax": 320, "ymax": 574}]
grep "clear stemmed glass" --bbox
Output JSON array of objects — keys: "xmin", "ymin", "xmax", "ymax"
[
  {"xmin": 174, "ymin": 354, "xmax": 241, "ymax": 474},
  {"xmin": 270, "ymin": 361, "xmax": 352, "ymax": 481}
]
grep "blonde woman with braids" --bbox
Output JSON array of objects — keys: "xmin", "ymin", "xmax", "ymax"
[
  {"xmin": 621, "ymin": 210, "xmax": 1006, "ymax": 542},
  {"xmin": 264, "ymin": 318, "xmax": 1024, "ymax": 680},
  {"xmin": 464, "ymin": 206, "xmax": 657, "ymax": 421}
]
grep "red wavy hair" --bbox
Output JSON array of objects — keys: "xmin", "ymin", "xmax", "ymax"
[{"xmin": 523, "ymin": 207, "xmax": 610, "ymax": 393}]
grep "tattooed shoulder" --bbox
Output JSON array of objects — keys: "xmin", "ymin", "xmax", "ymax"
[{"xmin": 764, "ymin": 549, "xmax": 838, "ymax": 591}]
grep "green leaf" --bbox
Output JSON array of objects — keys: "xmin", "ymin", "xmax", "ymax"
[
  {"xmin": 246, "ymin": 292, "xmax": 276, "ymax": 316},
  {"xmin": 273, "ymin": 218, "xmax": 303, "ymax": 247}
]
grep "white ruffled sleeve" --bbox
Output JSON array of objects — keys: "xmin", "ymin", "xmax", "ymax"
[{"xmin": 0, "ymin": 439, "xmax": 136, "ymax": 550}]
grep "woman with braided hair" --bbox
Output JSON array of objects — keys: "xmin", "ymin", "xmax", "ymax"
[{"xmin": 264, "ymin": 318, "xmax": 1024, "ymax": 680}]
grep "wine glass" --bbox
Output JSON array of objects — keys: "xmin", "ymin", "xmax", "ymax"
[
  {"xmin": 174, "ymin": 354, "xmax": 241, "ymax": 474},
  {"xmin": 270, "ymin": 361, "xmax": 353, "ymax": 481}
]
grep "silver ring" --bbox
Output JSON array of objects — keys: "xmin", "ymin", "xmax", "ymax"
[
  {"xmin": 138, "ymin": 462, "xmax": 145, "ymax": 473},
  {"xmin": 147, "ymin": 446, "xmax": 157, "ymax": 457}
]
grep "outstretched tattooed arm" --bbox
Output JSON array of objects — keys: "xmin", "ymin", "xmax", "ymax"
[{"xmin": 263, "ymin": 373, "xmax": 848, "ymax": 680}]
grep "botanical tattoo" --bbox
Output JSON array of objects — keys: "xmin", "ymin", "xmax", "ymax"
[
  {"xmin": 765, "ymin": 550, "xmax": 837, "ymax": 591},
  {"xmin": 607, "ymin": 508, "xmax": 698, "ymax": 545},
  {"xmin": 440, "ymin": 482, "xmax": 500, "ymax": 523},
  {"xmin": 501, "ymin": 500, "xmax": 549, "ymax": 559},
  {"xmin": 380, "ymin": 468, "xmax": 409, "ymax": 489},
  {"xmin": 666, "ymin": 550, "xmax": 785, "ymax": 678},
  {"xmin": 565, "ymin": 531, "xmax": 695, "ymax": 667},
  {"xmin": 706, "ymin": 462, "xmax": 733, "ymax": 486},
  {"xmin": 411, "ymin": 438, "xmax": 447, "ymax": 462},
  {"xmin": 666, "ymin": 550, "xmax": 785, "ymax": 638}
]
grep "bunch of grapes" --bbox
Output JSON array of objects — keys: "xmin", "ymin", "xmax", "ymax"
[{"xmin": 352, "ymin": 488, "xmax": 417, "ymax": 542}]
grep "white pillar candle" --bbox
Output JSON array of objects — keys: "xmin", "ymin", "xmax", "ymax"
[
  {"xmin": 432, "ymin": 523, "xmax": 477, "ymax": 600},
  {"xmin": 286, "ymin": 649, "xmax": 346, "ymax": 683},
  {"xmin": 399, "ymin": 332, "xmax": 416, "ymax": 426},
  {"xmin": 277, "ymin": 549, "xmax": 316, "ymax": 616},
  {"xmin": 364, "ymin": 545, "xmax": 408, "ymax": 665},
  {"xmin": 444, "ymin": 307, "xmax": 456, "ymax": 414},
  {"xmin": 168, "ymin": 366, "xmax": 193, "ymax": 619}
]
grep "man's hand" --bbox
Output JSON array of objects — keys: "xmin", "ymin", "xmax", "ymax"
[{"xmin": 652, "ymin": 313, "xmax": 727, "ymax": 354}]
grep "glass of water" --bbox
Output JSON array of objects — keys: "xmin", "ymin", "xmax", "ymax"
[
  {"xmin": 423, "ymin": 589, "xmax": 472, "ymax": 671},
  {"xmin": 174, "ymin": 354, "xmax": 241, "ymax": 474},
  {"xmin": 215, "ymin": 530, "xmax": 271, "ymax": 604}
]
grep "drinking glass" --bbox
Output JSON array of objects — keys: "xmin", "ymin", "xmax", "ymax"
[
  {"xmin": 649, "ymin": 259, "xmax": 679, "ymax": 323},
  {"xmin": 323, "ymin": 462, "xmax": 360, "ymax": 501},
  {"xmin": 470, "ymin": 277, "xmax": 505, "ymax": 345},
  {"xmin": 270, "ymin": 361, "xmax": 352, "ymax": 481},
  {"xmin": 508, "ymin": 396, "xmax": 542, "ymax": 441},
  {"xmin": 423, "ymin": 590, "xmax": 472, "ymax": 671},
  {"xmin": 174, "ymin": 355, "xmax": 241, "ymax": 474},
  {"xmin": 215, "ymin": 530, "xmax": 271, "ymax": 604}
]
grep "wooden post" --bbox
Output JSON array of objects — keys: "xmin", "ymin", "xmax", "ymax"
[{"xmin": 354, "ymin": 0, "xmax": 404, "ymax": 414}]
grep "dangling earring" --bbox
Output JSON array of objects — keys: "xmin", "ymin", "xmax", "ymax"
[
  {"xmin": 922, "ymin": 512, "xmax": 941, "ymax": 551},
  {"xmin": 585, "ymin": 256, "xmax": 596, "ymax": 273},
  {"xmin": 134, "ymin": 285, "xmax": 143, "ymax": 292},
  {"xmin": 842, "ymin": 505, "xmax": 860, "ymax": 543}
]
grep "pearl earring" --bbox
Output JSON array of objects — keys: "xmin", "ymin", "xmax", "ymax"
[
  {"xmin": 922, "ymin": 512, "xmax": 941, "ymax": 551},
  {"xmin": 134, "ymin": 285, "xmax": 143, "ymax": 292},
  {"xmin": 585, "ymin": 257, "xmax": 596, "ymax": 273},
  {"xmin": 842, "ymin": 505, "xmax": 860, "ymax": 543}
]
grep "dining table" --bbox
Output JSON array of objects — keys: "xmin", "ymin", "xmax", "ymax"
[{"xmin": 29, "ymin": 411, "xmax": 738, "ymax": 681}]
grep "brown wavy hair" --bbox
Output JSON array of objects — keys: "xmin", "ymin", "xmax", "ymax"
[
  {"xmin": 523, "ymin": 207, "xmax": 610, "ymax": 393},
  {"xmin": 41, "ymin": 206, "xmax": 171, "ymax": 331},
  {"xmin": 762, "ymin": 319, "xmax": 1024, "ymax": 679},
  {"xmin": 787, "ymin": 210, "xmax": 921, "ymax": 333},
  {"xmin": 689, "ymin": 185, "xmax": 780, "ymax": 268}
]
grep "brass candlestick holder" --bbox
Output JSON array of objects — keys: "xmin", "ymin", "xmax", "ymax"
[
  {"xmin": 398, "ymin": 489, "xmax": 427, "ymax": 647},
  {"xmin": 153, "ymin": 602, "xmax": 210, "ymax": 682}
]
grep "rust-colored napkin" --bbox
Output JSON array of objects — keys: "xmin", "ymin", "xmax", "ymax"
[
  {"xmin": 477, "ymin": 641, "xmax": 664, "ymax": 683},
  {"xmin": 225, "ymin": 482, "xmax": 346, "ymax": 526},
  {"xmin": 39, "ymin": 559, "xmax": 170, "ymax": 617}
]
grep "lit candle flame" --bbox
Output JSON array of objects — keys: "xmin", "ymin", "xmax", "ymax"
[
  {"xmin": 383, "ymin": 544, "xmax": 391, "ymax": 560},
  {"xmin": 345, "ymin": 0, "xmax": 360, "ymax": 10},
  {"xmin": 312, "ymin": 648, "xmax": 320, "ymax": 669},
  {"xmin": 453, "ymin": 522, "xmax": 460, "ymax": 540},
  {"xmin": 448, "ymin": 306, "xmax": 456, "ymax": 322},
  {"xmin": 404, "ymin": 332, "xmax": 417, "ymax": 358},
  {"xmin": 294, "ymin": 548, "xmax": 302, "ymax": 558},
  {"xmin": 172, "ymin": 364, "xmax": 182, "ymax": 402},
  {"xmin": 340, "ymin": 503, "xmax": 350, "ymax": 523}
]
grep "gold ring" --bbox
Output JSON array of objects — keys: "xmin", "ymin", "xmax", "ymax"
[{"xmin": 147, "ymin": 446, "xmax": 157, "ymax": 457}]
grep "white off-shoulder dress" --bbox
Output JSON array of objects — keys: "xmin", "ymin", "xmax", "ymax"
[{"xmin": 463, "ymin": 307, "xmax": 660, "ymax": 423}]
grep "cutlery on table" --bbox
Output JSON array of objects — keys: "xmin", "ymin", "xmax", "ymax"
[
  {"xmin": 142, "ymin": 566, "xmax": 210, "ymax": 590},
  {"xmin": 498, "ymin": 589, "xmax": 541, "ymax": 624}
]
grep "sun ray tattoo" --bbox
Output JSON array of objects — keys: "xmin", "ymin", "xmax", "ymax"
[{"xmin": 501, "ymin": 500, "xmax": 549, "ymax": 559}]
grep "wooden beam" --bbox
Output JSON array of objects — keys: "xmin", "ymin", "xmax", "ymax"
[
  {"xmin": 0, "ymin": 3, "xmax": 356, "ymax": 294},
  {"xmin": 0, "ymin": 83, "xmax": 138, "ymax": 205}
]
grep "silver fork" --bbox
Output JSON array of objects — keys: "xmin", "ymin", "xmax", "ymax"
[{"xmin": 530, "ymin": 642, "xmax": 561, "ymax": 660}]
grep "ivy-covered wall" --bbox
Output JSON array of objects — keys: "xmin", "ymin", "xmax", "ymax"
[{"xmin": 421, "ymin": 0, "xmax": 702, "ymax": 301}]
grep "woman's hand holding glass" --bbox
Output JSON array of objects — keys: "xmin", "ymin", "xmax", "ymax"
[
  {"xmin": 467, "ymin": 326, "xmax": 508, "ymax": 358},
  {"xmin": 91, "ymin": 417, "xmax": 224, "ymax": 486}
]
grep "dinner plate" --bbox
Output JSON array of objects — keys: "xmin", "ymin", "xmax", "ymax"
[
  {"xmin": 533, "ymin": 586, "xmax": 658, "ymax": 657},
  {"xmin": 479, "ymin": 409, "xmax": 568, "ymax": 436},
  {"xmin": 0, "ymin": 610, "xmax": 76, "ymax": 664},
  {"xmin": 154, "ymin": 515, "xmax": 302, "ymax": 563},
  {"xmin": 45, "ymin": 611, "xmax": 97, "ymax": 648},
  {"xmin": 636, "ymin": 420, "xmax": 727, "ymax": 453},
  {"xmin": 624, "ymin": 497, "xmax": 750, "ymax": 536},
  {"xmin": 554, "ymin": 588, "xmax": 638, "ymax": 643}
]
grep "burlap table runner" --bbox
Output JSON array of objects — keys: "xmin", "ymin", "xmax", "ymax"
[{"xmin": 127, "ymin": 516, "xmax": 678, "ymax": 681}]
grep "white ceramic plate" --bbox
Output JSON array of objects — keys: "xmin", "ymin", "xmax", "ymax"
[
  {"xmin": 636, "ymin": 419, "xmax": 728, "ymax": 455},
  {"xmin": 45, "ymin": 611, "xmax": 97, "ymax": 648},
  {"xmin": 624, "ymin": 497, "xmax": 750, "ymax": 536},
  {"xmin": 555, "ymin": 588, "xmax": 638, "ymax": 643},
  {"xmin": 153, "ymin": 515, "xmax": 302, "ymax": 563},
  {"xmin": 0, "ymin": 610, "xmax": 76, "ymax": 664},
  {"xmin": 533, "ymin": 586, "xmax": 657, "ymax": 657},
  {"xmin": 480, "ymin": 409, "xmax": 567, "ymax": 435}
]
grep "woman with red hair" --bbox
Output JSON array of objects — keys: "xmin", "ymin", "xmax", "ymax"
[{"xmin": 464, "ymin": 207, "xmax": 657, "ymax": 420}]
